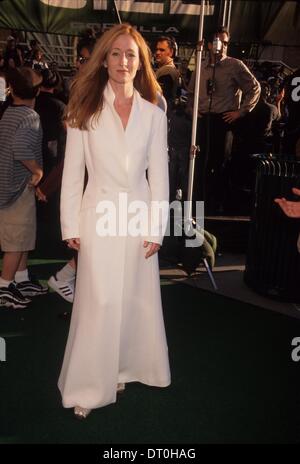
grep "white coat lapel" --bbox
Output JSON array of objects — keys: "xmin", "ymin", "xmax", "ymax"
[{"xmin": 103, "ymin": 83, "xmax": 141, "ymax": 180}]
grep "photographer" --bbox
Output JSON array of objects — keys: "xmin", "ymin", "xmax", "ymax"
[{"xmin": 188, "ymin": 26, "xmax": 260, "ymax": 214}]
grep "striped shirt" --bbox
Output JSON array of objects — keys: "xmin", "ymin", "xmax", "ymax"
[{"xmin": 0, "ymin": 105, "xmax": 42, "ymax": 208}]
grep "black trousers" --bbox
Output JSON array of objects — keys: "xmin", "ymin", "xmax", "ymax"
[
  {"xmin": 168, "ymin": 111, "xmax": 192, "ymax": 202},
  {"xmin": 194, "ymin": 113, "xmax": 233, "ymax": 213}
]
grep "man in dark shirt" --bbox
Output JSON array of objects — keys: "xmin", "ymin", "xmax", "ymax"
[
  {"xmin": 155, "ymin": 36, "xmax": 179, "ymax": 105},
  {"xmin": 35, "ymin": 69, "xmax": 66, "ymax": 175}
]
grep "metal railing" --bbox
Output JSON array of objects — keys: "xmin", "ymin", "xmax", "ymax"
[{"xmin": 0, "ymin": 38, "xmax": 77, "ymax": 72}]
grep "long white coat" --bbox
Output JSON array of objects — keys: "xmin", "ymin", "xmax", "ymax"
[{"xmin": 58, "ymin": 83, "xmax": 171, "ymax": 409}]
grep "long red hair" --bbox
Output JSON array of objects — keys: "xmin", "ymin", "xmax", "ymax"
[{"xmin": 66, "ymin": 23, "xmax": 161, "ymax": 130}]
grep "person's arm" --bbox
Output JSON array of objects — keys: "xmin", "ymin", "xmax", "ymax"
[
  {"xmin": 13, "ymin": 118, "xmax": 43, "ymax": 185},
  {"xmin": 60, "ymin": 126, "xmax": 85, "ymax": 246},
  {"xmin": 275, "ymin": 87, "xmax": 285, "ymax": 119},
  {"xmin": 223, "ymin": 62, "xmax": 261, "ymax": 124},
  {"xmin": 36, "ymin": 158, "xmax": 64, "ymax": 200},
  {"xmin": 274, "ymin": 187, "xmax": 300, "ymax": 218},
  {"xmin": 233, "ymin": 60, "xmax": 261, "ymax": 117},
  {"xmin": 21, "ymin": 159, "xmax": 43, "ymax": 187},
  {"xmin": 145, "ymin": 110, "xmax": 169, "ymax": 257}
]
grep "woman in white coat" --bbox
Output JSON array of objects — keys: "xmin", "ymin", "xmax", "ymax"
[{"xmin": 58, "ymin": 24, "xmax": 171, "ymax": 419}]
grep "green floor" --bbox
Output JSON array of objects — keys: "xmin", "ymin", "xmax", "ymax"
[{"xmin": 1, "ymin": 261, "xmax": 300, "ymax": 443}]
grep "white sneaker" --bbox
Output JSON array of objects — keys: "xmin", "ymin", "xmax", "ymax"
[{"xmin": 48, "ymin": 275, "xmax": 75, "ymax": 303}]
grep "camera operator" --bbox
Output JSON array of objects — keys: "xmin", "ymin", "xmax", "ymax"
[{"xmin": 188, "ymin": 26, "xmax": 260, "ymax": 214}]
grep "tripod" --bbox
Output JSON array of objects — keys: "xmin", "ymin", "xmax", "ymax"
[
  {"xmin": 202, "ymin": 53, "xmax": 218, "ymax": 206},
  {"xmin": 183, "ymin": 1, "xmax": 218, "ymax": 290}
]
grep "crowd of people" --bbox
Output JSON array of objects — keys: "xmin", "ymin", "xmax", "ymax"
[
  {"xmin": 0, "ymin": 25, "xmax": 299, "ymax": 293},
  {"xmin": 0, "ymin": 34, "xmax": 49, "ymax": 72},
  {"xmin": 0, "ymin": 24, "xmax": 299, "ymax": 418}
]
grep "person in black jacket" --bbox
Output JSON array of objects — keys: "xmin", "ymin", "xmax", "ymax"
[
  {"xmin": 35, "ymin": 69, "xmax": 66, "ymax": 175},
  {"xmin": 154, "ymin": 36, "xmax": 179, "ymax": 105}
]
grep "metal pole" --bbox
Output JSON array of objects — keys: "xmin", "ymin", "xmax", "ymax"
[
  {"xmin": 203, "ymin": 258, "xmax": 218, "ymax": 290},
  {"xmin": 226, "ymin": 0, "xmax": 232, "ymax": 31},
  {"xmin": 113, "ymin": 0, "xmax": 122, "ymax": 24},
  {"xmin": 222, "ymin": 0, "xmax": 228, "ymax": 27},
  {"xmin": 186, "ymin": 0, "xmax": 205, "ymax": 221},
  {"xmin": 183, "ymin": 1, "xmax": 218, "ymax": 289}
]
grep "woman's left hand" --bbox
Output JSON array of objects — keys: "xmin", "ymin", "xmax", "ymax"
[{"xmin": 143, "ymin": 241, "xmax": 161, "ymax": 259}]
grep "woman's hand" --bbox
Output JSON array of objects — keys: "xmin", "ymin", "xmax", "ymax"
[
  {"xmin": 65, "ymin": 238, "xmax": 80, "ymax": 251},
  {"xmin": 143, "ymin": 241, "xmax": 160, "ymax": 259}
]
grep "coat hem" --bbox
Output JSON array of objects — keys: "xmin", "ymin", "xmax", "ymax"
[{"xmin": 59, "ymin": 378, "xmax": 171, "ymax": 409}]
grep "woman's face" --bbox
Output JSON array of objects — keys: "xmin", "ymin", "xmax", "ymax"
[{"xmin": 106, "ymin": 34, "xmax": 140, "ymax": 85}]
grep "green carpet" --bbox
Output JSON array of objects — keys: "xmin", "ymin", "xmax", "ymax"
[{"xmin": 0, "ymin": 265, "xmax": 300, "ymax": 444}]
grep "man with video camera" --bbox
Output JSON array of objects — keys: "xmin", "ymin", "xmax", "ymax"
[{"xmin": 188, "ymin": 26, "xmax": 260, "ymax": 214}]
